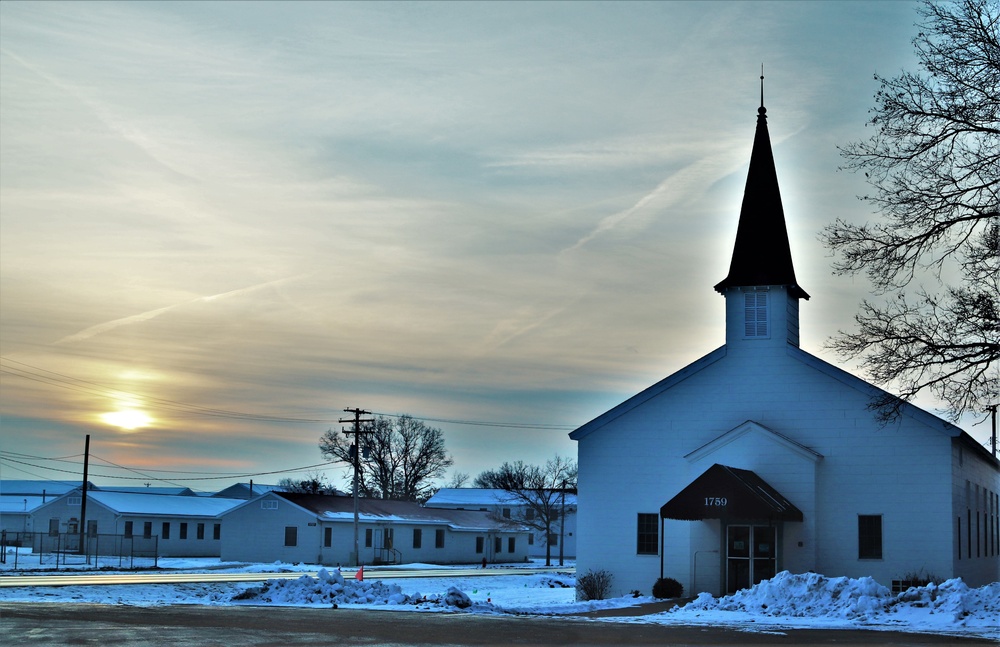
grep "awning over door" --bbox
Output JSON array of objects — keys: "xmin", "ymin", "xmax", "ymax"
[{"xmin": 660, "ymin": 463, "xmax": 803, "ymax": 522}]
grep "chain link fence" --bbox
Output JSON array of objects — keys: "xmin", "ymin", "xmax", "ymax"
[{"xmin": 1, "ymin": 531, "xmax": 159, "ymax": 570}]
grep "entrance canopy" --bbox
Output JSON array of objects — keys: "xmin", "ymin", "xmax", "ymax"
[{"xmin": 660, "ymin": 464, "xmax": 803, "ymax": 522}]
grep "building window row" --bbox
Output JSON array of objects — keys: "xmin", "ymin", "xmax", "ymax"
[
  {"xmin": 121, "ymin": 521, "xmax": 220, "ymax": 541},
  {"xmin": 474, "ymin": 535, "xmax": 517, "ymax": 554},
  {"xmin": 958, "ymin": 482, "xmax": 999, "ymax": 560}
]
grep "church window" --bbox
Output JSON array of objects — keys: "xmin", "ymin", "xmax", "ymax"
[
  {"xmin": 636, "ymin": 513, "xmax": 658, "ymax": 555},
  {"xmin": 744, "ymin": 289, "xmax": 769, "ymax": 337},
  {"xmin": 858, "ymin": 515, "xmax": 882, "ymax": 559}
]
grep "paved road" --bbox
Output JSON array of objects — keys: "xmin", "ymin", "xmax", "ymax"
[
  {"xmin": 2, "ymin": 602, "xmax": 994, "ymax": 646},
  {"xmin": 0, "ymin": 566, "xmax": 571, "ymax": 588}
]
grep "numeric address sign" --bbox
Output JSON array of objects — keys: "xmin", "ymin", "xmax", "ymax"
[{"xmin": 704, "ymin": 497, "xmax": 728, "ymax": 506}]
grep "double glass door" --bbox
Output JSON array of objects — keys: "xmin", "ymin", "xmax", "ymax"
[{"xmin": 726, "ymin": 524, "xmax": 776, "ymax": 593}]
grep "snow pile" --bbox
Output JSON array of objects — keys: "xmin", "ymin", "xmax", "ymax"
[
  {"xmin": 682, "ymin": 571, "xmax": 890, "ymax": 619},
  {"xmin": 442, "ymin": 586, "xmax": 473, "ymax": 609},
  {"xmin": 893, "ymin": 578, "xmax": 1000, "ymax": 623},
  {"xmin": 231, "ymin": 568, "xmax": 482, "ymax": 611},
  {"xmin": 670, "ymin": 570, "xmax": 1000, "ymax": 633}
]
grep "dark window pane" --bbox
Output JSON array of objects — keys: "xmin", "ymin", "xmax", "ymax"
[
  {"xmin": 858, "ymin": 515, "xmax": 882, "ymax": 559},
  {"xmin": 728, "ymin": 525, "xmax": 750, "ymax": 558}
]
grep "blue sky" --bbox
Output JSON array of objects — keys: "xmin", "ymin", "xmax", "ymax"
[{"xmin": 3, "ymin": 1, "xmax": 984, "ymax": 491}]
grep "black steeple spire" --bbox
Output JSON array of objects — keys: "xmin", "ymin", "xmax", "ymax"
[{"xmin": 714, "ymin": 75, "xmax": 809, "ymax": 300}]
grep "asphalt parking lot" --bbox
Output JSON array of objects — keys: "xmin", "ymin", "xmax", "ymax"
[{"xmin": 2, "ymin": 602, "xmax": 995, "ymax": 647}]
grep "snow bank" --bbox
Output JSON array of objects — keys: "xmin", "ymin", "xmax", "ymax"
[
  {"xmin": 892, "ymin": 578, "xmax": 1000, "ymax": 623},
  {"xmin": 669, "ymin": 570, "xmax": 1000, "ymax": 634},
  {"xmin": 682, "ymin": 571, "xmax": 890, "ymax": 619},
  {"xmin": 231, "ymin": 568, "xmax": 485, "ymax": 611}
]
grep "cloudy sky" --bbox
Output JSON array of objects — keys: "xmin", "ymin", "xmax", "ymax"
[{"xmin": 3, "ymin": 1, "xmax": 985, "ymax": 492}]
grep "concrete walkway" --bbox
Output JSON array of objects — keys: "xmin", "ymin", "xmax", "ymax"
[{"xmin": 573, "ymin": 598, "xmax": 690, "ymax": 618}]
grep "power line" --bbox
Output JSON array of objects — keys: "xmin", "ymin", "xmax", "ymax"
[
  {"xmin": 89, "ymin": 454, "xmax": 196, "ymax": 490},
  {"xmin": 0, "ymin": 450, "xmax": 85, "ymax": 463},
  {"xmin": 370, "ymin": 411, "xmax": 574, "ymax": 430},
  {"xmin": 0, "ymin": 455, "xmax": 341, "ymax": 482}
]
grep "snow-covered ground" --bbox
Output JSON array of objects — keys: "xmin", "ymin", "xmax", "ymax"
[{"xmin": 1, "ymin": 554, "xmax": 997, "ymax": 640}]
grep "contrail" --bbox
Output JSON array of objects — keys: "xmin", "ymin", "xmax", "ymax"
[
  {"xmin": 560, "ymin": 146, "xmax": 755, "ymax": 254},
  {"xmin": 55, "ymin": 276, "xmax": 304, "ymax": 345}
]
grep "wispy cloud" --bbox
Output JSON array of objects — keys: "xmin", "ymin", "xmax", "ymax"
[
  {"xmin": 55, "ymin": 276, "xmax": 306, "ymax": 345},
  {"xmin": 0, "ymin": 1, "xmax": 940, "ymax": 483}
]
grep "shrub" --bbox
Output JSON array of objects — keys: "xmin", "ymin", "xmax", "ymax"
[
  {"xmin": 652, "ymin": 577, "xmax": 684, "ymax": 599},
  {"xmin": 576, "ymin": 568, "xmax": 614, "ymax": 601},
  {"xmin": 898, "ymin": 570, "xmax": 944, "ymax": 588}
]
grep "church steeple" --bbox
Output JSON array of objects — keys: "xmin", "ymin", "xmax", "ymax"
[
  {"xmin": 714, "ymin": 82, "xmax": 809, "ymax": 300},
  {"xmin": 715, "ymin": 80, "xmax": 809, "ymax": 351}
]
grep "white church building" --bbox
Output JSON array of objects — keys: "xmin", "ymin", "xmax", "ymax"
[{"xmin": 570, "ymin": 98, "xmax": 1000, "ymax": 598}]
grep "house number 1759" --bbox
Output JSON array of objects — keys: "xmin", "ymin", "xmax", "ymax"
[{"xmin": 704, "ymin": 497, "xmax": 728, "ymax": 506}]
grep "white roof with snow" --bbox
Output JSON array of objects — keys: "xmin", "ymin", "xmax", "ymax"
[
  {"xmin": 0, "ymin": 480, "xmax": 87, "ymax": 496},
  {"xmin": 425, "ymin": 488, "xmax": 576, "ymax": 508},
  {"xmin": 0, "ymin": 495, "xmax": 46, "ymax": 513},
  {"xmin": 84, "ymin": 491, "xmax": 243, "ymax": 517}
]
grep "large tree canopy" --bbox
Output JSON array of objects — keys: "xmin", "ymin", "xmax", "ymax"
[
  {"xmin": 822, "ymin": 0, "xmax": 999, "ymax": 422},
  {"xmin": 319, "ymin": 414, "xmax": 453, "ymax": 502}
]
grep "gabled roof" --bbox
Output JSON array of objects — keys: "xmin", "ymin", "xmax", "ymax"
[
  {"xmin": 96, "ymin": 486, "xmax": 197, "ymax": 496},
  {"xmin": 569, "ymin": 341, "xmax": 979, "ymax": 451},
  {"xmin": 425, "ymin": 488, "xmax": 577, "ymax": 508},
  {"xmin": 71, "ymin": 491, "xmax": 243, "ymax": 517},
  {"xmin": 569, "ymin": 346, "xmax": 727, "ymax": 441},
  {"xmin": 0, "ymin": 495, "xmax": 47, "ymax": 513},
  {"xmin": 0, "ymin": 480, "xmax": 91, "ymax": 496},
  {"xmin": 661, "ymin": 463, "xmax": 803, "ymax": 522},
  {"xmin": 786, "ymin": 345, "xmax": 966, "ymax": 439},
  {"xmin": 685, "ymin": 420, "xmax": 823, "ymax": 464},
  {"xmin": 714, "ymin": 103, "xmax": 808, "ymax": 299},
  {"xmin": 272, "ymin": 492, "xmax": 523, "ymax": 532},
  {"xmin": 211, "ymin": 482, "xmax": 281, "ymax": 498}
]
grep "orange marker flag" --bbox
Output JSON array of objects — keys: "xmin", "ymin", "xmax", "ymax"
[{"xmin": 355, "ymin": 565, "xmax": 364, "ymax": 581}]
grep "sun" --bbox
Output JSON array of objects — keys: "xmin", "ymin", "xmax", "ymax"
[{"xmin": 101, "ymin": 409, "xmax": 153, "ymax": 431}]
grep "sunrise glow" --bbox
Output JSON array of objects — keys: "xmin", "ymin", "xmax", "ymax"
[{"xmin": 101, "ymin": 409, "xmax": 153, "ymax": 431}]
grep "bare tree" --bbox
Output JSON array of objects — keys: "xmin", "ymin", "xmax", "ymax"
[
  {"xmin": 276, "ymin": 471, "xmax": 338, "ymax": 495},
  {"xmin": 473, "ymin": 456, "xmax": 577, "ymax": 566},
  {"xmin": 319, "ymin": 414, "xmax": 453, "ymax": 502},
  {"xmin": 822, "ymin": 0, "xmax": 999, "ymax": 422}
]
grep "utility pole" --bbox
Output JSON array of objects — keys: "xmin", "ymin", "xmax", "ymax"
[
  {"xmin": 79, "ymin": 434, "xmax": 90, "ymax": 559},
  {"xmin": 558, "ymin": 481, "xmax": 566, "ymax": 567},
  {"xmin": 988, "ymin": 404, "xmax": 997, "ymax": 458},
  {"xmin": 340, "ymin": 407, "xmax": 373, "ymax": 567}
]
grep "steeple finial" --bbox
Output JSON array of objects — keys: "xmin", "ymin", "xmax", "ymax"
[{"xmin": 760, "ymin": 64, "xmax": 764, "ymax": 108}]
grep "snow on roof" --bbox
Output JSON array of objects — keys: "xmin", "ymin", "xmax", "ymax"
[
  {"xmin": 276, "ymin": 493, "xmax": 525, "ymax": 532},
  {"xmin": 0, "ymin": 495, "xmax": 46, "ymax": 513},
  {"xmin": 84, "ymin": 491, "xmax": 243, "ymax": 517},
  {"xmin": 0, "ymin": 480, "xmax": 88, "ymax": 496},
  {"xmin": 425, "ymin": 488, "xmax": 576, "ymax": 508},
  {"xmin": 211, "ymin": 483, "xmax": 282, "ymax": 498},
  {"xmin": 97, "ymin": 486, "xmax": 197, "ymax": 496}
]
